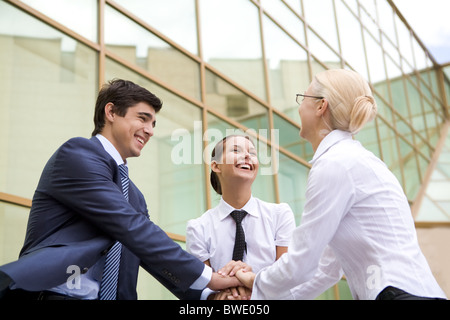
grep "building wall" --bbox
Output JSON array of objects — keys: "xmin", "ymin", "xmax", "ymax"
[{"xmin": 1, "ymin": 0, "xmax": 449, "ymax": 299}]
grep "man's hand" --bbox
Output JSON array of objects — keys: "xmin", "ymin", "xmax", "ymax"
[
  {"xmin": 207, "ymin": 272, "xmax": 242, "ymax": 291},
  {"xmin": 213, "ymin": 286, "xmax": 252, "ymax": 300}
]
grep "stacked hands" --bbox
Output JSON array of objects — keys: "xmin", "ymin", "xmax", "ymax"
[{"xmin": 208, "ymin": 260, "xmax": 256, "ymax": 300}]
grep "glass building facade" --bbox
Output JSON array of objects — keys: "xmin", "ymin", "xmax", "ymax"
[{"xmin": 1, "ymin": 0, "xmax": 449, "ymax": 299}]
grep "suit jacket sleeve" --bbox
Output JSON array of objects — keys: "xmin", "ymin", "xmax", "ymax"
[{"xmin": 46, "ymin": 137, "xmax": 206, "ymax": 293}]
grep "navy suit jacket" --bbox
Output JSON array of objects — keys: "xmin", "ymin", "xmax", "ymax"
[{"xmin": 0, "ymin": 137, "xmax": 205, "ymax": 299}]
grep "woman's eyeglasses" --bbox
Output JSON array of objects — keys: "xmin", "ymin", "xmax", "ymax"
[{"xmin": 296, "ymin": 94, "xmax": 324, "ymax": 105}]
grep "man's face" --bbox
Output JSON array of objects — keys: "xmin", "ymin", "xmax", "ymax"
[{"xmin": 107, "ymin": 102, "xmax": 156, "ymax": 161}]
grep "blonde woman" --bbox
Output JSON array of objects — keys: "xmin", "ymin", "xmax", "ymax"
[{"xmin": 236, "ymin": 69, "xmax": 447, "ymax": 300}]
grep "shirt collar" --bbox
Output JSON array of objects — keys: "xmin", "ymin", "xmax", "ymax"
[
  {"xmin": 310, "ymin": 130, "xmax": 353, "ymax": 165},
  {"xmin": 96, "ymin": 134, "xmax": 126, "ymax": 167},
  {"xmin": 218, "ymin": 196, "xmax": 259, "ymax": 221}
]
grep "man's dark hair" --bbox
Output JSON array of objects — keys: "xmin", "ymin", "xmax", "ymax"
[{"xmin": 92, "ymin": 79, "xmax": 163, "ymax": 136}]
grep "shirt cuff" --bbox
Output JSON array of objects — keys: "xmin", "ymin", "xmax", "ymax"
[
  {"xmin": 200, "ymin": 288, "xmax": 217, "ymax": 300},
  {"xmin": 189, "ymin": 264, "xmax": 212, "ymax": 290}
]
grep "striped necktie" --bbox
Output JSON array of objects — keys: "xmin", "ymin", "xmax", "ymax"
[{"xmin": 99, "ymin": 164, "xmax": 129, "ymax": 300}]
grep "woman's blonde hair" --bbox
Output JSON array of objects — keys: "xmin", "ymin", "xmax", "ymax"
[{"xmin": 311, "ymin": 69, "xmax": 378, "ymax": 135}]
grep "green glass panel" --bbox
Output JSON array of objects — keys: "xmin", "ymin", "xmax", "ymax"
[
  {"xmin": 114, "ymin": 0, "xmax": 198, "ymax": 55},
  {"xmin": 0, "ymin": 1, "xmax": 97, "ymax": 198},
  {"xmin": 356, "ymin": 118, "xmax": 381, "ymax": 159},
  {"xmin": 262, "ymin": 14, "xmax": 309, "ymax": 124},
  {"xmin": 278, "ymin": 153, "xmax": 309, "ymax": 224},
  {"xmin": 303, "ymin": 0, "xmax": 339, "ymax": 51},
  {"xmin": 205, "ymin": 69, "xmax": 269, "ymax": 132},
  {"xmin": 335, "ymin": 0, "xmax": 368, "ymax": 80},
  {"xmin": 398, "ymin": 138, "xmax": 421, "ymax": 200},
  {"xmin": 199, "ymin": 0, "xmax": 266, "ymax": 100},
  {"xmin": 105, "ymin": 5, "xmax": 201, "ymax": 101},
  {"xmin": 0, "ymin": 203, "xmax": 29, "ymax": 265},
  {"xmin": 273, "ymin": 112, "xmax": 313, "ymax": 161},
  {"xmin": 21, "ymin": 0, "xmax": 98, "ymax": 42}
]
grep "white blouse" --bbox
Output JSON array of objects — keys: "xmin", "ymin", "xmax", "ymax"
[
  {"xmin": 252, "ymin": 130, "xmax": 446, "ymax": 300},
  {"xmin": 186, "ymin": 196, "xmax": 296, "ymax": 274}
]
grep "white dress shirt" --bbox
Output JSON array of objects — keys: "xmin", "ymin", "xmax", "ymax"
[
  {"xmin": 252, "ymin": 130, "xmax": 446, "ymax": 300},
  {"xmin": 186, "ymin": 196, "xmax": 296, "ymax": 274}
]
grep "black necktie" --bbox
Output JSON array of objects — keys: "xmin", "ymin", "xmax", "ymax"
[
  {"xmin": 99, "ymin": 164, "xmax": 129, "ymax": 300},
  {"xmin": 230, "ymin": 210, "xmax": 247, "ymax": 261}
]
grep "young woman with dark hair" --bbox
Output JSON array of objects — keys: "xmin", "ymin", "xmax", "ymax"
[{"xmin": 186, "ymin": 135, "xmax": 296, "ymax": 300}]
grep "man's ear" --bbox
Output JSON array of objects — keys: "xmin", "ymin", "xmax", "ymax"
[
  {"xmin": 104, "ymin": 102, "xmax": 116, "ymax": 123},
  {"xmin": 211, "ymin": 160, "xmax": 221, "ymax": 174}
]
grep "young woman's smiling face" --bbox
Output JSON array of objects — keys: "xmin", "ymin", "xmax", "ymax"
[{"xmin": 214, "ymin": 136, "xmax": 259, "ymax": 185}]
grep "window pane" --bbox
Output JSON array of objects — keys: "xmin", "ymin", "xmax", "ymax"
[
  {"xmin": 374, "ymin": 94, "xmax": 393, "ymax": 123},
  {"xmin": 412, "ymin": 37, "xmax": 428, "ymax": 71},
  {"xmin": 260, "ymin": 0, "xmax": 306, "ymax": 44},
  {"xmin": 105, "ymin": 58, "xmax": 206, "ymax": 235},
  {"xmin": 377, "ymin": 0, "xmax": 396, "ymax": 45},
  {"xmin": 278, "ymin": 153, "xmax": 309, "ymax": 224},
  {"xmin": 378, "ymin": 118, "xmax": 403, "ymax": 183},
  {"xmin": 205, "ymin": 69, "xmax": 269, "ymax": 132},
  {"xmin": 0, "ymin": 203, "xmax": 29, "ymax": 265},
  {"xmin": 395, "ymin": 15, "xmax": 415, "ymax": 69},
  {"xmin": 0, "ymin": 1, "xmax": 97, "ymax": 199},
  {"xmin": 263, "ymin": 15, "xmax": 309, "ymax": 123},
  {"xmin": 284, "ymin": 0, "xmax": 302, "ymax": 16},
  {"xmin": 273, "ymin": 113, "xmax": 313, "ymax": 160},
  {"xmin": 303, "ymin": 0, "xmax": 339, "ymax": 52},
  {"xmin": 359, "ymin": 4, "xmax": 380, "ymax": 40},
  {"xmin": 114, "ymin": 0, "xmax": 198, "ymax": 55},
  {"xmin": 424, "ymin": 99, "xmax": 440, "ymax": 147},
  {"xmin": 405, "ymin": 78, "xmax": 427, "ymax": 139},
  {"xmin": 341, "ymin": 0, "xmax": 357, "ymax": 14},
  {"xmin": 307, "ymin": 29, "xmax": 342, "ymax": 69},
  {"xmin": 335, "ymin": 0, "xmax": 368, "ymax": 80},
  {"xmin": 105, "ymin": 5, "xmax": 201, "ymax": 101},
  {"xmin": 21, "ymin": 0, "xmax": 98, "ymax": 42},
  {"xmin": 199, "ymin": 0, "xmax": 266, "ymax": 99},
  {"xmin": 386, "ymin": 57, "xmax": 409, "ymax": 118},
  {"xmin": 356, "ymin": 118, "xmax": 381, "ymax": 158},
  {"xmin": 364, "ymin": 30, "xmax": 388, "ymax": 87},
  {"xmin": 359, "ymin": 0, "xmax": 376, "ymax": 20},
  {"xmin": 399, "ymin": 139, "xmax": 420, "ymax": 200},
  {"xmin": 443, "ymin": 66, "xmax": 450, "ymax": 107}
]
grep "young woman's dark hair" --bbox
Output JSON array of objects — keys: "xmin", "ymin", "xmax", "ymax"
[
  {"xmin": 210, "ymin": 134, "xmax": 255, "ymax": 195},
  {"xmin": 92, "ymin": 79, "xmax": 163, "ymax": 136}
]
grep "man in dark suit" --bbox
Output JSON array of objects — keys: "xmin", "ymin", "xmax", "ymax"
[{"xmin": 0, "ymin": 79, "xmax": 240, "ymax": 300}]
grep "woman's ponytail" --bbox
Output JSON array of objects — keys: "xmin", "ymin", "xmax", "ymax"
[{"xmin": 349, "ymin": 95, "xmax": 378, "ymax": 135}]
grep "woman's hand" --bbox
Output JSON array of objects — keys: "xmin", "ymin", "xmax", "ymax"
[
  {"xmin": 236, "ymin": 269, "xmax": 256, "ymax": 289},
  {"xmin": 218, "ymin": 260, "xmax": 252, "ymax": 277}
]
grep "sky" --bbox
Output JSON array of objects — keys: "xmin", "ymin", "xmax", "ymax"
[{"xmin": 393, "ymin": 0, "xmax": 450, "ymax": 65}]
